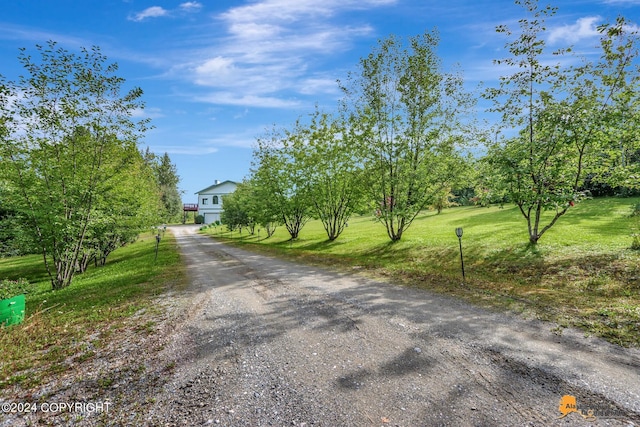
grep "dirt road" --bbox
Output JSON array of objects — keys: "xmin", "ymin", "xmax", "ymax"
[{"xmin": 148, "ymin": 225, "xmax": 640, "ymax": 426}]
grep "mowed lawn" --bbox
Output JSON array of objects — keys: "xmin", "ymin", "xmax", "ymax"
[
  {"xmin": 0, "ymin": 232, "xmax": 185, "ymax": 389},
  {"xmin": 203, "ymin": 197, "xmax": 640, "ymax": 347}
]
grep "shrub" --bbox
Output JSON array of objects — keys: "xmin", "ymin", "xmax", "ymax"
[
  {"xmin": 0, "ymin": 278, "xmax": 32, "ymax": 300},
  {"xmin": 195, "ymin": 215, "xmax": 205, "ymax": 224}
]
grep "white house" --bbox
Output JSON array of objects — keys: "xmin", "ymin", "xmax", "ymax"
[{"xmin": 195, "ymin": 180, "xmax": 238, "ymax": 224}]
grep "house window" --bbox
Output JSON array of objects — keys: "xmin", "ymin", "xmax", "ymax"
[
  {"xmin": 202, "ymin": 198, "xmax": 208, "ymax": 205},
  {"xmin": 212, "ymin": 196, "xmax": 219, "ymax": 205}
]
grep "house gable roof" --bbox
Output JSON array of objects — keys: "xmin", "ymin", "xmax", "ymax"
[{"xmin": 195, "ymin": 180, "xmax": 238, "ymax": 195}]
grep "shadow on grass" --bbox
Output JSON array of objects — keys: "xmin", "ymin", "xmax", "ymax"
[
  {"xmin": 168, "ymin": 240, "xmax": 640, "ymax": 424},
  {"xmin": 294, "ymin": 238, "xmax": 351, "ymax": 252},
  {"xmin": 0, "ymin": 254, "xmax": 51, "ymax": 286}
]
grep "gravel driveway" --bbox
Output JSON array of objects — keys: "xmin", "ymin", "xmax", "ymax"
[
  {"xmin": 4, "ymin": 225, "xmax": 638, "ymax": 426},
  {"xmin": 146, "ymin": 225, "xmax": 640, "ymax": 426}
]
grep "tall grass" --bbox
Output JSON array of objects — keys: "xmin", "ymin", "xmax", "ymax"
[{"xmin": 204, "ymin": 197, "xmax": 640, "ymax": 346}]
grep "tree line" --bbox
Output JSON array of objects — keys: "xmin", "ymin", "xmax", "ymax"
[
  {"xmin": 222, "ymin": 0, "xmax": 639, "ymax": 245},
  {"xmin": 0, "ymin": 41, "xmax": 182, "ymax": 290}
]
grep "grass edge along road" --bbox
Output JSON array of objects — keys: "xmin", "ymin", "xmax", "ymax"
[
  {"xmin": 202, "ymin": 196, "xmax": 640, "ymax": 348},
  {"xmin": 0, "ymin": 231, "xmax": 186, "ymax": 391}
]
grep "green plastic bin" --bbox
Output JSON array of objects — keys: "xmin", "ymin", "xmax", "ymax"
[{"xmin": 0, "ymin": 294, "xmax": 25, "ymax": 327}]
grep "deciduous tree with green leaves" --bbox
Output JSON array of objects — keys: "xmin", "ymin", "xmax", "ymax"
[
  {"xmin": 252, "ymin": 125, "xmax": 312, "ymax": 240},
  {"xmin": 78, "ymin": 144, "xmax": 161, "ymax": 271},
  {"xmin": 592, "ymin": 17, "xmax": 640, "ymax": 192},
  {"xmin": 298, "ymin": 110, "xmax": 365, "ymax": 241},
  {"xmin": 0, "ymin": 184, "xmax": 37, "ymax": 257},
  {"xmin": 484, "ymin": 1, "xmax": 639, "ymax": 244},
  {"xmin": 227, "ymin": 178, "xmax": 281, "ymax": 238},
  {"xmin": 220, "ymin": 182, "xmax": 252, "ymax": 233},
  {"xmin": 144, "ymin": 149, "xmax": 183, "ymax": 223},
  {"xmin": 0, "ymin": 42, "xmax": 150, "ymax": 289},
  {"xmin": 341, "ymin": 30, "xmax": 472, "ymax": 241}
]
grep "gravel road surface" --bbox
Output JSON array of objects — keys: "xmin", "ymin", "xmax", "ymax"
[
  {"xmin": 2, "ymin": 224, "xmax": 639, "ymax": 426},
  {"xmin": 148, "ymin": 225, "xmax": 640, "ymax": 426}
]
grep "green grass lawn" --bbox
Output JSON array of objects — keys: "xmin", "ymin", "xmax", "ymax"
[
  {"xmin": 0, "ymin": 231, "xmax": 185, "ymax": 390},
  {"xmin": 202, "ymin": 196, "xmax": 640, "ymax": 347}
]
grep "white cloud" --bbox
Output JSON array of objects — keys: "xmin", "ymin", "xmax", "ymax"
[
  {"xmin": 548, "ymin": 16, "xmax": 601, "ymax": 45},
  {"xmin": 194, "ymin": 57, "xmax": 236, "ymax": 81},
  {"xmin": 195, "ymin": 92, "xmax": 301, "ymax": 108},
  {"xmin": 221, "ymin": 0, "xmax": 395, "ymax": 25},
  {"xmin": 129, "ymin": 6, "xmax": 169, "ymax": 22},
  {"xmin": 131, "ymin": 107, "xmax": 165, "ymax": 119},
  {"xmin": 190, "ymin": 56, "xmax": 301, "ymax": 95},
  {"xmin": 154, "ymin": 129, "xmax": 259, "ymax": 155},
  {"xmin": 298, "ymin": 77, "xmax": 341, "ymax": 96},
  {"xmin": 150, "ymin": 0, "xmax": 397, "ymax": 109},
  {"xmin": 129, "ymin": 3, "xmax": 202, "ymax": 22},
  {"xmin": 228, "ymin": 22, "xmax": 282, "ymax": 39},
  {"xmin": 180, "ymin": 2, "xmax": 203, "ymax": 12}
]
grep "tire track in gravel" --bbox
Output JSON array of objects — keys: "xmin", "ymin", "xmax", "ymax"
[{"xmin": 148, "ymin": 225, "xmax": 640, "ymax": 426}]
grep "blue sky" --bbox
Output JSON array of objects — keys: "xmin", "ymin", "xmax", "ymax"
[{"xmin": 1, "ymin": 0, "xmax": 638, "ymax": 201}]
